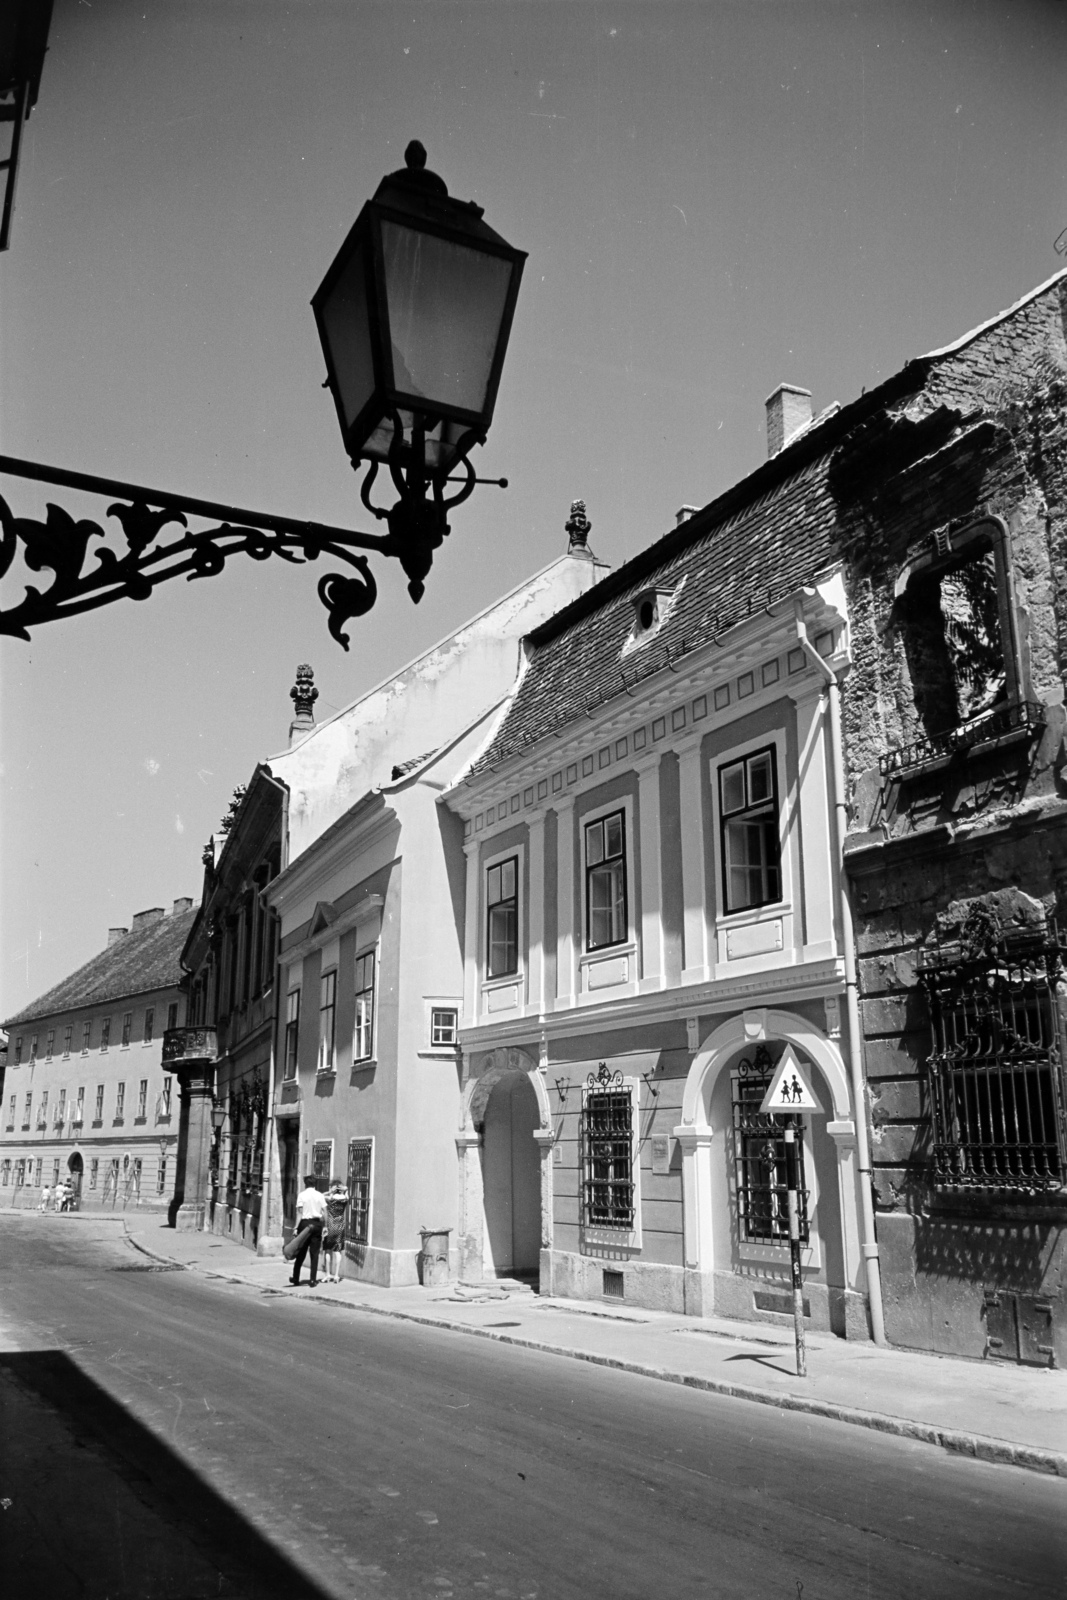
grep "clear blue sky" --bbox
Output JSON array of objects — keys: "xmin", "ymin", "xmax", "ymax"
[{"xmin": 2, "ymin": 0, "xmax": 1065, "ymax": 1015}]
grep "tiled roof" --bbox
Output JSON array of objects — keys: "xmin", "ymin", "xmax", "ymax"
[{"xmin": 3, "ymin": 908, "xmax": 198, "ymax": 1027}]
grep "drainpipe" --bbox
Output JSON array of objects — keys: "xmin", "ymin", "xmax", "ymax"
[{"xmin": 794, "ymin": 612, "xmax": 887, "ymax": 1347}]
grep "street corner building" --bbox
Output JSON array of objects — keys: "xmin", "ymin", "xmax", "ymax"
[
  {"xmin": 445, "ymin": 269, "xmax": 1067, "ymax": 1352},
  {"xmin": 1, "ymin": 901, "xmax": 195, "ymax": 1213}
]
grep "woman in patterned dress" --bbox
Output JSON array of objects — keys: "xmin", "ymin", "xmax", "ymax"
[{"xmin": 322, "ymin": 1179, "xmax": 349, "ymax": 1282}]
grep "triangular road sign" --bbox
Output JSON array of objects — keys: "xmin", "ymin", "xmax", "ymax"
[{"xmin": 759, "ymin": 1044, "xmax": 823, "ymax": 1115}]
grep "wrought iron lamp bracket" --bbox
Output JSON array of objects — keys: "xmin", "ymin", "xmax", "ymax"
[{"xmin": 0, "ymin": 439, "xmax": 505, "ymax": 650}]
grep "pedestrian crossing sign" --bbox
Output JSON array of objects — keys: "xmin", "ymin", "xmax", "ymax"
[{"xmin": 759, "ymin": 1045, "xmax": 823, "ymax": 1115}]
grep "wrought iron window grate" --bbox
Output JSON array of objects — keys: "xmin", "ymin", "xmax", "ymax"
[
  {"xmin": 731, "ymin": 1046, "xmax": 809, "ymax": 1245},
  {"xmin": 582, "ymin": 1067, "xmax": 634, "ymax": 1229},
  {"xmin": 919, "ymin": 920, "xmax": 1067, "ymax": 1193},
  {"xmin": 879, "ymin": 698, "xmax": 1045, "ymax": 780}
]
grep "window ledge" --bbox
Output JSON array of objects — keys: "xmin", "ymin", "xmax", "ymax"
[
  {"xmin": 482, "ymin": 971, "xmax": 522, "ymax": 991},
  {"xmin": 155, "ymin": 1115, "xmax": 172, "ymax": 1124},
  {"xmin": 112, "ymin": 1118, "xmax": 124, "ymax": 1127},
  {"xmin": 134, "ymin": 1116, "xmax": 147, "ymax": 1125},
  {"xmin": 880, "ymin": 699, "xmax": 1046, "ymax": 780},
  {"xmin": 91, "ymin": 1119, "xmax": 103, "ymax": 1129},
  {"xmin": 351, "ymin": 1057, "xmax": 376, "ymax": 1073},
  {"xmin": 417, "ymin": 1049, "xmax": 459, "ymax": 1061},
  {"xmin": 315, "ymin": 1068, "xmax": 337, "ymax": 1080}
]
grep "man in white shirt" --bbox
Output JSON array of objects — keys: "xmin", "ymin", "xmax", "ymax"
[{"xmin": 289, "ymin": 1176, "xmax": 327, "ymax": 1287}]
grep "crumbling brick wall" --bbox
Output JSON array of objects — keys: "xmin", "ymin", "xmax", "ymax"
[{"xmin": 832, "ymin": 276, "xmax": 1067, "ymax": 1360}]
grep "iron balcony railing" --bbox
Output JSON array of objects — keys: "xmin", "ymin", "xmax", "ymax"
[
  {"xmin": 918, "ymin": 920, "xmax": 1067, "ymax": 1194},
  {"xmin": 879, "ymin": 698, "xmax": 1045, "ymax": 780}
]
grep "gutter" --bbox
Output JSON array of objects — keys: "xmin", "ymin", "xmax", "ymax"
[{"xmin": 793, "ymin": 608, "xmax": 887, "ymax": 1348}]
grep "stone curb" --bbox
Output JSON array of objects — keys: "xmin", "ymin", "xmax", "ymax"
[{"xmin": 123, "ymin": 1232, "xmax": 1067, "ymax": 1481}]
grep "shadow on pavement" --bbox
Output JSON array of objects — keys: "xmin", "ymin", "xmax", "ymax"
[{"xmin": 0, "ymin": 1351, "xmax": 332, "ymax": 1600}]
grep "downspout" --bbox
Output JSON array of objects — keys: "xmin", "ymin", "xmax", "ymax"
[{"xmin": 794, "ymin": 611, "xmax": 887, "ymax": 1347}]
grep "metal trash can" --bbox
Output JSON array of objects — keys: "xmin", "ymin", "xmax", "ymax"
[{"xmin": 418, "ymin": 1227, "xmax": 451, "ymax": 1287}]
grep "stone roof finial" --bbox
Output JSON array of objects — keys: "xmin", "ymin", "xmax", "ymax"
[
  {"xmin": 289, "ymin": 663, "xmax": 318, "ymax": 745},
  {"xmin": 565, "ymin": 499, "xmax": 591, "ymax": 551}
]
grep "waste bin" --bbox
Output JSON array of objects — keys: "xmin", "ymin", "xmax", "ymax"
[{"xmin": 418, "ymin": 1228, "xmax": 451, "ymax": 1287}]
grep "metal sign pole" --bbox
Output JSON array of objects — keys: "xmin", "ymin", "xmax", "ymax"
[{"xmin": 784, "ymin": 1124, "xmax": 806, "ymax": 1378}]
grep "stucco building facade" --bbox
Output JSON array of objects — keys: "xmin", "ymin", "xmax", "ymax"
[
  {"xmin": 256, "ymin": 533, "xmax": 610, "ymax": 1279},
  {"xmin": 1, "ymin": 902, "xmax": 194, "ymax": 1211}
]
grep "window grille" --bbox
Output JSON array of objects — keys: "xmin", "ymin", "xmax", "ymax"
[
  {"xmin": 347, "ymin": 1139, "xmax": 373, "ymax": 1251},
  {"xmin": 731, "ymin": 1046, "xmax": 809, "ymax": 1245},
  {"xmin": 919, "ymin": 918, "xmax": 1067, "ymax": 1193},
  {"xmin": 585, "ymin": 812, "xmax": 627, "ymax": 950},
  {"xmin": 581, "ymin": 1066, "xmax": 634, "ymax": 1229},
  {"xmin": 312, "ymin": 1139, "xmax": 333, "ymax": 1185},
  {"xmin": 354, "ymin": 951, "xmax": 375, "ymax": 1062}
]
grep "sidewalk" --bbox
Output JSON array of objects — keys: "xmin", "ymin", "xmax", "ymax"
[{"xmin": 114, "ymin": 1215, "xmax": 1067, "ymax": 1480}]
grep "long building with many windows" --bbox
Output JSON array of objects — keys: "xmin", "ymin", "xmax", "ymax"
[{"xmin": 1, "ymin": 901, "xmax": 194, "ymax": 1211}]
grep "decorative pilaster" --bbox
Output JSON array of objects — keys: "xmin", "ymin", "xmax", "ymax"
[
  {"xmin": 462, "ymin": 840, "xmax": 481, "ymax": 1026},
  {"xmin": 636, "ymin": 755, "xmax": 665, "ymax": 991},
  {"xmin": 554, "ymin": 796, "xmax": 577, "ymax": 1006},
  {"xmin": 677, "ymin": 738, "xmax": 709, "ymax": 984},
  {"xmin": 527, "ymin": 811, "xmax": 546, "ymax": 1015},
  {"xmin": 455, "ymin": 1129, "xmax": 484, "ymax": 1281},
  {"xmin": 792, "ymin": 686, "xmax": 837, "ymax": 957}
]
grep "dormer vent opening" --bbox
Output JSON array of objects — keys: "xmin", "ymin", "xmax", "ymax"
[{"xmin": 621, "ymin": 576, "xmax": 687, "ymax": 659}]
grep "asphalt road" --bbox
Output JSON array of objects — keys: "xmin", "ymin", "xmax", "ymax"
[{"xmin": 0, "ymin": 1216, "xmax": 1064, "ymax": 1600}]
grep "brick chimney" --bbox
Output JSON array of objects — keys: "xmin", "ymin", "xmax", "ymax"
[
  {"xmin": 765, "ymin": 384, "xmax": 813, "ymax": 459},
  {"xmin": 289, "ymin": 663, "xmax": 318, "ymax": 746},
  {"xmin": 107, "ymin": 927, "xmax": 128, "ymax": 947},
  {"xmin": 172, "ymin": 897, "xmax": 193, "ymax": 915},
  {"xmin": 131, "ymin": 907, "xmax": 165, "ymax": 933}
]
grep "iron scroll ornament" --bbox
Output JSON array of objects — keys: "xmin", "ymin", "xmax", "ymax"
[{"xmin": 0, "ymin": 436, "xmax": 498, "ymax": 649}]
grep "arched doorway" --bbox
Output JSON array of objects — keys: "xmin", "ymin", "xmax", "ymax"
[
  {"xmin": 67, "ymin": 1152, "xmax": 83, "ymax": 1209},
  {"xmin": 480, "ymin": 1071, "xmax": 542, "ymax": 1280}
]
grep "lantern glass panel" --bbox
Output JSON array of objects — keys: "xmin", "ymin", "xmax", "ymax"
[
  {"xmin": 381, "ymin": 221, "xmax": 513, "ymax": 415},
  {"xmin": 321, "ymin": 238, "xmax": 376, "ymax": 432}
]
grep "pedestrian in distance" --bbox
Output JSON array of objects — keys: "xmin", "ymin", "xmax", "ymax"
[
  {"xmin": 322, "ymin": 1179, "xmax": 349, "ymax": 1283},
  {"xmin": 289, "ymin": 1175, "xmax": 326, "ymax": 1286},
  {"xmin": 38, "ymin": 1183, "xmax": 50, "ymax": 1213}
]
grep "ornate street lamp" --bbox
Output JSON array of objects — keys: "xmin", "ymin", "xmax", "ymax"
[{"xmin": 0, "ymin": 143, "xmax": 525, "ymax": 648}]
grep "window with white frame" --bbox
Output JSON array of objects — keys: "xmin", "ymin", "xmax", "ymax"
[
  {"xmin": 115, "ymin": 1082, "xmax": 125, "ymax": 1120},
  {"xmin": 431, "ymin": 1008, "xmax": 458, "ymax": 1048},
  {"xmin": 584, "ymin": 810, "xmax": 628, "ymax": 951},
  {"xmin": 6, "ymin": 1094, "xmax": 15, "ymax": 1130},
  {"xmin": 74, "ymin": 1087, "xmax": 84, "ymax": 1125},
  {"xmin": 354, "ymin": 950, "xmax": 375, "ymax": 1062},
  {"xmin": 719, "ymin": 747, "xmax": 782, "ymax": 914},
  {"xmin": 37, "ymin": 1091, "xmax": 48, "ymax": 1129},
  {"xmin": 283, "ymin": 989, "xmax": 300, "ymax": 1079},
  {"xmin": 137, "ymin": 1080, "xmax": 148, "ymax": 1119},
  {"xmin": 94, "ymin": 1084, "xmax": 104, "ymax": 1122},
  {"xmin": 486, "ymin": 857, "xmax": 518, "ymax": 977},
  {"xmin": 23, "ymin": 1091, "xmax": 32, "ymax": 1127},
  {"xmin": 89, "ymin": 1158, "xmax": 98, "ymax": 1190},
  {"xmin": 318, "ymin": 969, "xmax": 337, "ymax": 1073},
  {"xmin": 160, "ymin": 1076, "xmax": 172, "ymax": 1118},
  {"xmin": 55, "ymin": 1089, "xmax": 66, "ymax": 1126}
]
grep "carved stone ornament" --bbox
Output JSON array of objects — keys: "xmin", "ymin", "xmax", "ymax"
[
  {"xmin": 565, "ymin": 499, "xmax": 591, "ymax": 549},
  {"xmin": 289, "ymin": 663, "xmax": 319, "ymax": 720}
]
